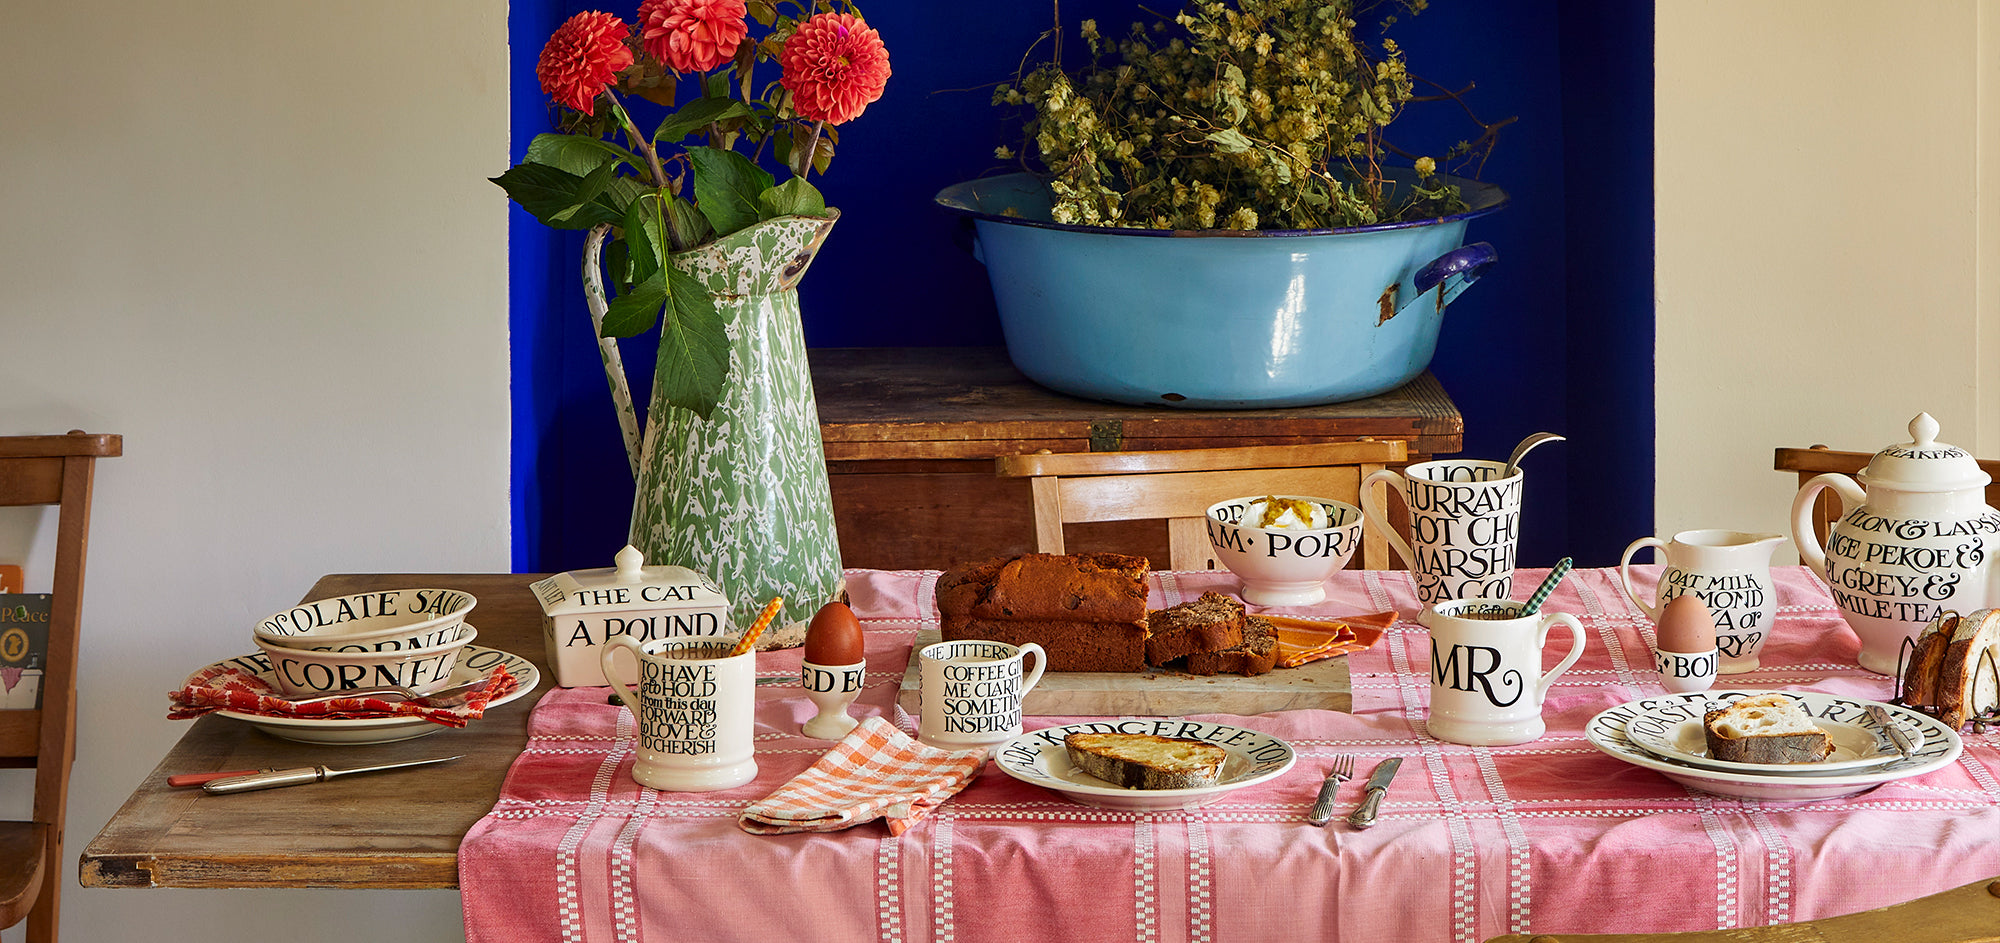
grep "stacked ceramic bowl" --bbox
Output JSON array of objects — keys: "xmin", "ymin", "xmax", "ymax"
[{"xmin": 252, "ymin": 588, "xmax": 479, "ymax": 698}]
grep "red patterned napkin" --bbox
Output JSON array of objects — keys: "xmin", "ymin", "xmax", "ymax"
[
  {"xmin": 1268, "ymin": 611, "xmax": 1396, "ymax": 668},
  {"xmin": 167, "ymin": 661, "xmax": 517, "ymax": 728},
  {"xmin": 739, "ymin": 717, "xmax": 987, "ymax": 836}
]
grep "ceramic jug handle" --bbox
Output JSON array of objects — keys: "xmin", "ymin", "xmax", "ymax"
[
  {"xmin": 1535, "ymin": 612, "xmax": 1588, "ymax": 701},
  {"xmin": 1792, "ymin": 473, "xmax": 1867, "ymax": 581},
  {"xmin": 1618, "ymin": 537, "xmax": 1670, "ymax": 620},
  {"xmin": 600, "ymin": 635, "xmax": 648, "ymax": 715},
  {"xmin": 582, "ymin": 223, "xmax": 644, "ymax": 479},
  {"xmin": 1359, "ymin": 468, "xmax": 1418, "ymax": 571}
]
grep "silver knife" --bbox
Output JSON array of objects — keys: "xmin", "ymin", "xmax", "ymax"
[
  {"xmin": 1346, "ymin": 757, "xmax": 1402, "ymax": 829},
  {"xmin": 202, "ymin": 755, "xmax": 465, "ymax": 795},
  {"xmin": 1865, "ymin": 704, "xmax": 1915, "ymax": 758}
]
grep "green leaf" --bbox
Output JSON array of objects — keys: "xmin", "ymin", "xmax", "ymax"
[
  {"xmin": 490, "ymin": 163, "xmax": 625, "ymax": 230},
  {"xmin": 524, "ymin": 133, "xmax": 635, "ymax": 176},
  {"xmin": 687, "ymin": 146, "xmax": 774, "ymax": 235},
  {"xmin": 758, "ymin": 177, "xmax": 827, "ymax": 219},
  {"xmin": 653, "ymin": 98, "xmax": 754, "ymax": 145},
  {"xmin": 666, "ymin": 195, "xmax": 715, "ymax": 251},
  {"xmin": 1206, "ymin": 128, "xmax": 1254, "ymax": 153},
  {"xmin": 622, "ymin": 194, "xmax": 667, "ymax": 282},
  {"xmin": 601, "ymin": 272, "xmax": 668, "ymax": 339},
  {"xmin": 650, "ymin": 266, "xmax": 730, "ymax": 418}
]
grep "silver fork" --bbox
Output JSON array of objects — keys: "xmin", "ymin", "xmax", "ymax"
[{"xmin": 1307, "ymin": 754, "xmax": 1357, "ymax": 826}]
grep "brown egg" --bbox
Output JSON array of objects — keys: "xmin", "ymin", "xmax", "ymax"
[
  {"xmin": 1656, "ymin": 594, "xmax": 1717, "ymax": 654},
  {"xmin": 804, "ymin": 601, "xmax": 865, "ymax": 665}
]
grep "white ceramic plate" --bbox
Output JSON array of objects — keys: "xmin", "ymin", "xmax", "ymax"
[
  {"xmin": 992, "ymin": 720, "xmax": 1295, "ymax": 811},
  {"xmin": 207, "ymin": 645, "xmax": 539, "ymax": 745},
  {"xmin": 1583, "ymin": 691, "xmax": 1961, "ymax": 802},
  {"xmin": 1624, "ymin": 695, "xmax": 1923, "ymax": 775}
]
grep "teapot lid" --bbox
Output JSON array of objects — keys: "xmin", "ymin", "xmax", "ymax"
[{"xmin": 1860, "ymin": 413, "xmax": 1991, "ymax": 492}]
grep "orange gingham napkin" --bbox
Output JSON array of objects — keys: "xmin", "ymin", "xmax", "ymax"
[
  {"xmin": 167, "ymin": 661, "xmax": 518, "ymax": 728},
  {"xmin": 1268, "ymin": 611, "xmax": 1397, "ymax": 668},
  {"xmin": 739, "ymin": 716, "xmax": 988, "ymax": 836}
]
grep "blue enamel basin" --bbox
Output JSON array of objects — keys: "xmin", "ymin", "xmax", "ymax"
[{"xmin": 937, "ymin": 171, "xmax": 1507, "ymax": 408}]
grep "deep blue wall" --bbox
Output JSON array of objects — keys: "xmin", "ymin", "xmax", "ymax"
[{"xmin": 509, "ymin": 0, "xmax": 1654, "ymax": 575}]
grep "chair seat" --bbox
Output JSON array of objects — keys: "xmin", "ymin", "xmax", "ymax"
[{"xmin": 0, "ymin": 820, "xmax": 47, "ymax": 928}]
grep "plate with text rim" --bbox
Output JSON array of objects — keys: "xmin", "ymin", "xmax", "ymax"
[
  {"xmin": 992, "ymin": 720, "xmax": 1295, "ymax": 811},
  {"xmin": 1625, "ymin": 695, "xmax": 1924, "ymax": 775},
  {"xmin": 207, "ymin": 645, "xmax": 540, "ymax": 745},
  {"xmin": 1583, "ymin": 691, "xmax": 1961, "ymax": 802}
]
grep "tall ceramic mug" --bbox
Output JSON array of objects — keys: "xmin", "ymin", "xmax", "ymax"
[
  {"xmin": 1422, "ymin": 598, "xmax": 1585, "ymax": 746},
  {"xmin": 1618, "ymin": 530, "xmax": 1784, "ymax": 674},
  {"xmin": 917, "ymin": 639, "xmax": 1046, "ymax": 750},
  {"xmin": 1363, "ymin": 459, "xmax": 1524, "ymax": 606},
  {"xmin": 602, "ymin": 636, "xmax": 758, "ymax": 792}
]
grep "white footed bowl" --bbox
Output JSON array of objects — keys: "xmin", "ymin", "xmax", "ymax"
[
  {"xmin": 255, "ymin": 587, "xmax": 477, "ymax": 652},
  {"xmin": 253, "ymin": 625, "xmax": 477, "ymax": 697},
  {"xmin": 1205, "ymin": 495, "xmax": 1364, "ymax": 606}
]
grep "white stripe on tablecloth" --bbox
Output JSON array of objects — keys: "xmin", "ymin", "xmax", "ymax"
[
  {"xmin": 1187, "ymin": 816, "xmax": 1214, "ymax": 943},
  {"xmin": 1692, "ymin": 793, "xmax": 1742, "ymax": 928},
  {"xmin": 1414, "ymin": 743, "xmax": 1481, "ymax": 943},
  {"xmin": 933, "ymin": 813, "xmax": 957, "ymax": 943},
  {"xmin": 608, "ymin": 779, "xmax": 659, "ymax": 942},
  {"xmin": 878, "ymin": 832, "xmax": 904, "ymax": 943},
  {"xmin": 1135, "ymin": 817, "xmax": 1159, "ymax": 943},
  {"xmin": 1474, "ymin": 750, "xmax": 1534, "ymax": 935},
  {"xmin": 1573, "ymin": 575, "xmax": 1646, "ymax": 690},
  {"xmin": 1743, "ymin": 805, "xmax": 1796, "ymax": 926},
  {"xmin": 558, "ymin": 709, "xmax": 632, "ymax": 943}
]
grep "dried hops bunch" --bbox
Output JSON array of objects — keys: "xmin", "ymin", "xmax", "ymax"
[{"xmin": 997, "ymin": 0, "xmax": 1468, "ymax": 231}]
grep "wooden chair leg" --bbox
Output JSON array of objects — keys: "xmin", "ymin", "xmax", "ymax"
[
  {"xmin": 1028, "ymin": 477, "xmax": 1065, "ymax": 555},
  {"xmin": 1360, "ymin": 466, "xmax": 1390, "ymax": 570},
  {"xmin": 1166, "ymin": 518, "xmax": 1213, "ymax": 571}
]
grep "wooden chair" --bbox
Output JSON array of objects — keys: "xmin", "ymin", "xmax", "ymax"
[
  {"xmin": 1775, "ymin": 445, "xmax": 2000, "ymax": 546},
  {"xmin": 0, "ymin": 432, "xmax": 119, "ymax": 942},
  {"xmin": 994, "ymin": 440, "xmax": 1407, "ymax": 571},
  {"xmin": 1482, "ymin": 873, "xmax": 2000, "ymax": 942}
]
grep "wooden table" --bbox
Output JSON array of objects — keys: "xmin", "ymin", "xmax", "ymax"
[
  {"xmin": 812, "ymin": 347, "xmax": 1461, "ymax": 570},
  {"xmin": 81, "ymin": 573, "xmax": 547, "ymax": 889}
]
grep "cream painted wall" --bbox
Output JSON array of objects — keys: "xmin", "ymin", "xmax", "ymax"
[
  {"xmin": 0, "ymin": 2, "xmax": 508, "ymax": 941},
  {"xmin": 1656, "ymin": 0, "xmax": 1995, "ymax": 562}
]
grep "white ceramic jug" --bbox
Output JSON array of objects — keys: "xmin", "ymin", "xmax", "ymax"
[
  {"xmin": 1618, "ymin": 530, "xmax": 1785, "ymax": 674},
  {"xmin": 1792, "ymin": 413, "xmax": 2000, "ymax": 675}
]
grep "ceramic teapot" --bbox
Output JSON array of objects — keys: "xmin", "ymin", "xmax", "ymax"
[{"xmin": 1792, "ymin": 413, "xmax": 2000, "ymax": 675}]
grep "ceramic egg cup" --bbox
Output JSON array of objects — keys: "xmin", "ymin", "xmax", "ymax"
[
  {"xmin": 1205, "ymin": 495, "xmax": 1364, "ymax": 606},
  {"xmin": 1653, "ymin": 646, "xmax": 1718, "ymax": 693},
  {"xmin": 800, "ymin": 660, "xmax": 867, "ymax": 739}
]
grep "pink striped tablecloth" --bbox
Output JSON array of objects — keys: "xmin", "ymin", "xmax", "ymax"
[{"xmin": 459, "ymin": 566, "xmax": 2000, "ymax": 942}]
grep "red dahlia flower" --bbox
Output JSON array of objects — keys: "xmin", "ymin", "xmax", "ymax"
[
  {"xmin": 536, "ymin": 11, "xmax": 635, "ymax": 116},
  {"xmin": 638, "ymin": 0, "xmax": 748, "ymax": 74},
  {"xmin": 778, "ymin": 12, "xmax": 891, "ymax": 126}
]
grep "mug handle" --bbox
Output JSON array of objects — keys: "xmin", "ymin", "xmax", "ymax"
[
  {"xmin": 1617, "ymin": 536, "xmax": 1669, "ymax": 620},
  {"xmin": 1360, "ymin": 468, "xmax": 1418, "ymax": 570},
  {"xmin": 1017, "ymin": 643, "xmax": 1047, "ymax": 696},
  {"xmin": 1534, "ymin": 612, "xmax": 1587, "ymax": 702},
  {"xmin": 600, "ymin": 635, "xmax": 647, "ymax": 714}
]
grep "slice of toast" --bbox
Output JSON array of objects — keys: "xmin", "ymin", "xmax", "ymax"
[
  {"xmin": 1936, "ymin": 609, "xmax": 2000, "ymax": 729},
  {"xmin": 1064, "ymin": 732, "xmax": 1228, "ymax": 790},
  {"xmin": 1703, "ymin": 693, "xmax": 1834, "ymax": 764},
  {"xmin": 1902, "ymin": 612, "xmax": 1958, "ymax": 712}
]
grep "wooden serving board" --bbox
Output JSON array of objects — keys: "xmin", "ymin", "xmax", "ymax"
[{"xmin": 897, "ymin": 629, "xmax": 1351, "ymax": 717}]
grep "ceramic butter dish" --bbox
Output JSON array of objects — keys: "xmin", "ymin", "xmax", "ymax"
[{"xmin": 531, "ymin": 545, "xmax": 731, "ymax": 687}]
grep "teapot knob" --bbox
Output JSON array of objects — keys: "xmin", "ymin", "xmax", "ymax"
[{"xmin": 1910, "ymin": 412, "xmax": 1940, "ymax": 448}]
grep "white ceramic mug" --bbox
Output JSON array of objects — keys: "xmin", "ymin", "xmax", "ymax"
[
  {"xmin": 602, "ymin": 636, "xmax": 757, "ymax": 792},
  {"xmin": 917, "ymin": 639, "xmax": 1046, "ymax": 750},
  {"xmin": 1363, "ymin": 459, "xmax": 1523, "ymax": 606},
  {"xmin": 1422, "ymin": 598, "xmax": 1585, "ymax": 746}
]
